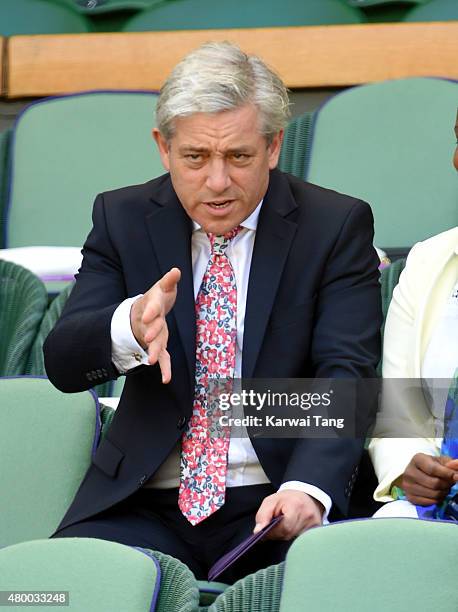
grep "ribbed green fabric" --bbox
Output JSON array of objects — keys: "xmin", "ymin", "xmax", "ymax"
[
  {"xmin": 146, "ymin": 549, "xmax": 200, "ymax": 612},
  {"xmin": 100, "ymin": 402, "xmax": 116, "ymax": 437},
  {"xmin": 377, "ymin": 257, "xmax": 406, "ymax": 375},
  {"xmin": 8, "ymin": 93, "xmax": 162, "ymax": 249},
  {"xmin": 123, "ymin": 0, "xmax": 365, "ymax": 31},
  {"xmin": 26, "ymin": 283, "xmax": 112, "ymax": 397},
  {"xmin": 278, "ymin": 113, "xmax": 314, "ymax": 180},
  {"xmin": 0, "ymin": 260, "xmax": 48, "ymax": 376},
  {"xmin": 0, "ymin": 378, "xmax": 98, "ymax": 547},
  {"xmin": 0, "ymin": 0, "xmax": 91, "ymax": 35},
  {"xmin": 280, "ymin": 519, "xmax": 458, "ymax": 612},
  {"xmin": 196, "ymin": 581, "xmax": 228, "ymax": 607},
  {"xmin": 0, "ymin": 539, "xmax": 160, "ymax": 612},
  {"xmin": 207, "ymin": 563, "xmax": 284, "ymax": 612},
  {"xmin": 404, "ymin": 0, "xmax": 458, "ymax": 21}
]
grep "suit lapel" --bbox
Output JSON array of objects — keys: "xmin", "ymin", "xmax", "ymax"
[
  {"xmin": 243, "ymin": 170, "xmax": 298, "ymax": 378},
  {"xmin": 145, "ymin": 180, "xmax": 196, "ymax": 385}
]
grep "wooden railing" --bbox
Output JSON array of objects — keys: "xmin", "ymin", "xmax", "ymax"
[{"xmin": 1, "ymin": 21, "xmax": 457, "ymax": 98}]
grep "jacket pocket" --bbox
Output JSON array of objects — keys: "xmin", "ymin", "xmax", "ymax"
[{"xmin": 92, "ymin": 437, "xmax": 125, "ymax": 478}]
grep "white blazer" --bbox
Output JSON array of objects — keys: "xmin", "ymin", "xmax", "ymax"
[{"xmin": 369, "ymin": 227, "xmax": 458, "ymax": 501}]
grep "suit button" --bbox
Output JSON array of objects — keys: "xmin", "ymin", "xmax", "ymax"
[
  {"xmin": 177, "ymin": 416, "xmax": 186, "ymax": 429},
  {"xmin": 138, "ymin": 475, "xmax": 147, "ymax": 486},
  {"xmin": 102, "ymin": 368, "xmax": 107, "ymax": 376},
  {"xmin": 86, "ymin": 372, "xmax": 92, "ymax": 381},
  {"xmin": 96, "ymin": 369, "xmax": 103, "ymax": 379},
  {"xmin": 344, "ymin": 485, "xmax": 350, "ymax": 497}
]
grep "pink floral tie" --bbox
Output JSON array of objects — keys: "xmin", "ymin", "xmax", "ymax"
[{"xmin": 178, "ymin": 227, "xmax": 241, "ymax": 525}]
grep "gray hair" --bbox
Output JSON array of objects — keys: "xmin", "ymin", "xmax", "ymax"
[{"xmin": 156, "ymin": 41, "xmax": 290, "ymax": 143}]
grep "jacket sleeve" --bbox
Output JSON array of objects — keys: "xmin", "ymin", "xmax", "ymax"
[{"xmin": 44, "ymin": 193, "xmax": 127, "ymax": 393}]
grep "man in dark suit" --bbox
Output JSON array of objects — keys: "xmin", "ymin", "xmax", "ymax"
[{"xmin": 44, "ymin": 41, "xmax": 382, "ymax": 581}]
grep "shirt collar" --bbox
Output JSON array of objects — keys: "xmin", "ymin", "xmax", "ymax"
[{"xmin": 191, "ymin": 199, "xmax": 263, "ymax": 234}]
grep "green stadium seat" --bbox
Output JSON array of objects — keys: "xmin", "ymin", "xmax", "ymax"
[
  {"xmin": 206, "ymin": 564, "xmax": 284, "ymax": 611},
  {"xmin": 0, "ymin": 129, "xmax": 12, "ymax": 249},
  {"xmin": 56, "ymin": 0, "xmax": 164, "ymax": 31},
  {"xmin": 6, "ymin": 92, "xmax": 163, "ymax": 249},
  {"xmin": 345, "ymin": 0, "xmax": 427, "ymax": 22},
  {"xmin": 0, "ymin": 539, "xmax": 162, "ymax": 612},
  {"xmin": 305, "ymin": 77, "xmax": 458, "ymax": 249},
  {"xmin": 3, "ymin": 92, "xmax": 164, "ymax": 284},
  {"xmin": 208, "ymin": 518, "xmax": 458, "ymax": 611},
  {"xmin": 278, "ymin": 112, "xmax": 315, "ymax": 180},
  {"xmin": 25, "ymin": 283, "xmax": 112, "ymax": 396},
  {"xmin": 377, "ymin": 257, "xmax": 406, "ymax": 375},
  {"xmin": 404, "ymin": 0, "xmax": 458, "ymax": 21},
  {"xmin": 0, "ymin": 0, "xmax": 91, "ymax": 36},
  {"xmin": 123, "ymin": 0, "xmax": 366, "ymax": 32},
  {"xmin": 0, "ymin": 260, "xmax": 48, "ymax": 376},
  {"xmin": 67, "ymin": 0, "xmax": 162, "ymax": 12},
  {"xmin": 0, "ymin": 377, "xmax": 100, "ymax": 547},
  {"xmin": 279, "ymin": 519, "xmax": 458, "ymax": 611}
]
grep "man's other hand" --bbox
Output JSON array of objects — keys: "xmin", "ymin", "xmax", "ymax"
[
  {"xmin": 398, "ymin": 453, "xmax": 458, "ymax": 506},
  {"xmin": 130, "ymin": 267, "xmax": 181, "ymax": 383},
  {"xmin": 253, "ymin": 490, "xmax": 324, "ymax": 540}
]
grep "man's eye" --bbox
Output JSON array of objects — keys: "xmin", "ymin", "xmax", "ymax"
[
  {"xmin": 232, "ymin": 153, "xmax": 249, "ymax": 161},
  {"xmin": 186, "ymin": 154, "xmax": 203, "ymax": 161}
]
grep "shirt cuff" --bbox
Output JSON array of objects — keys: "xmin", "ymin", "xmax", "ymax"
[
  {"xmin": 111, "ymin": 295, "xmax": 149, "ymax": 374},
  {"xmin": 279, "ymin": 481, "xmax": 332, "ymax": 524}
]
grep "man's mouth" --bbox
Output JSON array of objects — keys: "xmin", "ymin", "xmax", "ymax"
[{"xmin": 205, "ymin": 200, "xmax": 233, "ymax": 210}]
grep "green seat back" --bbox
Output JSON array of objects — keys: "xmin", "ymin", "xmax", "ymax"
[
  {"xmin": 404, "ymin": 0, "xmax": 458, "ymax": 21},
  {"xmin": 278, "ymin": 112, "xmax": 315, "ymax": 180},
  {"xmin": 280, "ymin": 518, "xmax": 458, "ymax": 611},
  {"xmin": 6, "ymin": 92, "xmax": 163, "ymax": 248},
  {"xmin": 65, "ymin": 0, "xmax": 163, "ymax": 12},
  {"xmin": 306, "ymin": 77, "xmax": 458, "ymax": 249},
  {"xmin": 0, "ymin": 261, "xmax": 48, "ymax": 376},
  {"xmin": 345, "ymin": 0, "xmax": 427, "ymax": 22},
  {"xmin": 0, "ymin": 129, "xmax": 12, "ymax": 249},
  {"xmin": 207, "ymin": 563, "xmax": 284, "ymax": 612},
  {"xmin": 0, "ymin": 0, "xmax": 91, "ymax": 36},
  {"xmin": 147, "ymin": 549, "xmax": 200, "ymax": 612},
  {"xmin": 123, "ymin": 0, "xmax": 365, "ymax": 31},
  {"xmin": 0, "ymin": 539, "xmax": 160, "ymax": 612},
  {"xmin": 0, "ymin": 377, "xmax": 99, "ymax": 547}
]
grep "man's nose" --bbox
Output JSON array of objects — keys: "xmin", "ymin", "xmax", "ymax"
[{"xmin": 206, "ymin": 158, "xmax": 231, "ymax": 193}]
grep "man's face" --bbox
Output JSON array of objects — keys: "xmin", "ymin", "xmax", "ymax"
[{"xmin": 153, "ymin": 104, "xmax": 283, "ymax": 235}]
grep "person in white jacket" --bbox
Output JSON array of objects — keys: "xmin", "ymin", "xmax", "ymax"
[{"xmin": 369, "ymin": 113, "xmax": 458, "ymax": 518}]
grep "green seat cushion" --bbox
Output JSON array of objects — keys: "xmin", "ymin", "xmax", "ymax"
[
  {"xmin": 0, "ymin": 538, "xmax": 160, "ymax": 612},
  {"xmin": 7, "ymin": 92, "xmax": 163, "ymax": 249},
  {"xmin": 306, "ymin": 77, "xmax": 458, "ymax": 248},
  {"xmin": 0, "ymin": 377, "xmax": 100, "ymax": 546},
  {"xmin": 0, "ymin": 0, "xmax": 91, "ymax": 36},
  {"xmin": 123, "ymin": 0, "xmax": 365, "ymax": 31},
  {"xmin": 280, "ymin": 518, "xmax": 458, "ymax": 612}
]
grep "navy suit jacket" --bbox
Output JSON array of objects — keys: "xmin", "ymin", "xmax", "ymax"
[{"xmin": 44, "ymin": 168, "xmax": 382, "ymax": 532}]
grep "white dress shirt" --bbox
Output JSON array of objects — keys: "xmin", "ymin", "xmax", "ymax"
[{"xmin": 110, "ymin": 201, "xmax": 331, "ymax": 519}]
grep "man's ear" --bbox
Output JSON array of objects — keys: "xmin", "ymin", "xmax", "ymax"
[
  {"xmin": 152, "ymin": 128, "xmax": 171, "ymax": 171},
  {"xmin": 268, "ymin": 130, "xmax": 284, "ymax": 170}
]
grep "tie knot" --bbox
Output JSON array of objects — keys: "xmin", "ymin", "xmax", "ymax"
[{"xmin": 208, "ymin": 226, "xmax": 242, "ymax": 255}]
